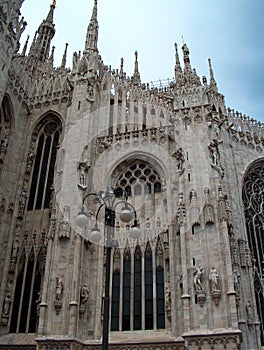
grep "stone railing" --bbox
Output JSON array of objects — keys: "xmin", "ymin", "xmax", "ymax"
[
  {"xmin": 96, "ymin": 125, "xmax": 174, "ymax": 154},
  {"xmin": 226, "ymin": 108, "xmax": 264, "ymax": 152}
]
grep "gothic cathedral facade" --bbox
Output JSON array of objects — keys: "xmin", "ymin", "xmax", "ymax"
[{"xmin": 0, "ymin": 1, "xmax": 263, "ymax": 349}]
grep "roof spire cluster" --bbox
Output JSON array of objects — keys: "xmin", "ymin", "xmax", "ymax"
[
  {"xmin": 208, "ymin": 58, "xmax": 218, "ymax": 92},
  {"xmin": 132, "ymin": 50, "xmax": 141, "ymax": 85},
  {"xmin": 27, "ymin": 2, "xmax": 56, "ymax": 64},
  {"xmin": 173, "ymin": 42, "xmax": 203, "ymax": 88},
  {"xmin": 84, "ymin": 0, "xmax": 99, "ymax": 52}
]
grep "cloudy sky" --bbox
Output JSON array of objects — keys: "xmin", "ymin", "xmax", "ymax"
[{"xmin": 20, "ymin": 0, "xmax": 264, "ymax": 122}]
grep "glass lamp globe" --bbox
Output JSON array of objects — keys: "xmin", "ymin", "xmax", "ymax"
[
  {"xmin": 90, "ymin": 227, "xmax": 101, "ymax": 243},
  {"xmin": 76, "ymin": 211, "xmax": 89, "ymax": 227},
  {"xmin": 120, "ymin": 206, "xmax": 133, "ymax": 223},
  {"xmin": 129, "ymin": 223, "xmax": 141, "ymax": 239}
]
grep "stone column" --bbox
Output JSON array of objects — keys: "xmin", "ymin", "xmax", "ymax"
[
  {"xmin": 68, "ymin": 234, "xmax": 82, "ymax": 337},
  {"xmin": 221, "ymin": 221, "xmax": 238, "ymax": 329},
  {"xmin": 180, "ymin": 223, "xmax": 191, "ymax": 332}
]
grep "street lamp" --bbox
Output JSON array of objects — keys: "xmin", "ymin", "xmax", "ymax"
[{"xmin": 76, "ymin": 188, "xmax": 141, "ymax": 350}]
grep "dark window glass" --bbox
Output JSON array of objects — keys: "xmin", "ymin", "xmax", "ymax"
[
  {"xmin": 145, "ymin": 244, "xmax": 153, "ymax": 329},
  {"xmin": 111, "ymin": 269, "xmax": 120, "ymax": 331},
  {"xmin": 29, "ymin": 259, "xmax": 41, "ymax": 332},
  {"xmin": 28, "ymin": 119, "xmax": 60, "ymax": 211},
  {"xmin": 36, "ymin": 136, "xmax": 51, "ymax": 209},
  {"xmin": 156, "ymin": 266, "xmax": 165, "ymax": 329},
  {"xmin": 28, "ymin": 134, "xmax": 44, "ymax": 210},
  {"xmin": 122, "ymin": 250, "xmax": 131, "ymax": 331},
  {"xmin": 134, "ymin": 245, "xmax": 142, "ymax": 330},
  {"xmin": 19, "ymin": 251, "xmax": 34, "ymax": 332},
  {"xmin": 44, "ymin": 131, "xmax": 59, "ymax": 208},
  {"xmin": 10, "ymin": 253, "xmax": 26, "ymax": 333}
]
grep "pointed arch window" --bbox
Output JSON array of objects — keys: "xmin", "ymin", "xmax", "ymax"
[
  {"xmin": 115, "ymin": 161, "xmax": 162, "ymax": 198},
  {"xmin": 110, "ymin": 159, "xmax": 167, "ymax": 332},
  {"xmin": 10, "ymin": 246, "xmax": 45, "ymax": 333},
  {"xmin": 242, "ymin": 160, "xmax": 264, "ymax": 345},
  {"xmin": 110, "ymin": 240, "xmax": 166, "ymax": 332},
  {"xmin": 27, "ymin": 118, "xmax": 61, "ymax": 211}
]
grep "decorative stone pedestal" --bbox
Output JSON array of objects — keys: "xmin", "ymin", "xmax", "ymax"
[
  {"xmin": 212, "ymin": 289, "xmax": 221, "ymax": 305},
  {"xmin": 196, "ymin": 291, "xmax": 206, "ymax": 307}
]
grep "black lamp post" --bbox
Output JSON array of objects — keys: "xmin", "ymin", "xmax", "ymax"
[{"xmin": 76, "ymin": 188, "xmax": 141, "ymax": 350}]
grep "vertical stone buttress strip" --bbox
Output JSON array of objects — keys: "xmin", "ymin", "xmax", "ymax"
[
  {"xmin": 68, "ymin": 234, "xmax": 82, "ymax": 337},
  {"xmin": 37, "ymin": 238, "xmax": 54, "ymax": 336},
  {"xmin": 180, "ymin": 223, "xmax": 191, "ymax": 332},
  {"xmin": 221, "ymin": 221, "xmax": 238, "ymax": 329}
]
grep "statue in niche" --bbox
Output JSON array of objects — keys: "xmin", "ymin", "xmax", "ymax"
[
  {"xmin": 86, "ymin": 83, "xmax": 95, "ymax": 102},
  {"xmin": 55, "ymin": 277, "xmax": 63, "ymax": 301},
  {"xmin": 59, "ymin": 206, "xmax": 71, "ymax": 239},
  {"xmin": 3, "ymin": 295, "xmax": 11, "ymax": 316},
  {"xmin": 0, "ymin": 133, "xmax": 9, "ymax": 161},
  {"xmin": 25, "ymin": 141, "xmax": 35, "ymax": 174},
  {"xmin": 48, "ymin": 208, "xmax": 57, "ymax": 239},
  {"xmin": 172, "ymin": 147, "xmax": 185, "ymax": 170},
  {"xmin": 6, "ymin": 279, "xmax": 13, "ymax": 293},
  {"xmin": 209, "ymin": 267, "xmax": 221, "ymax": 305},
  {"xmin": 0, "ymin": 134, "xmax": 8, "ymax": 150},
  {"xmin": 11, "ymin": 239, "xmax": 19, "ymax": 260},
  {"xmin": 78, "ymin": 162, "xmax": 90, "ymax": 190},
  {"xmin": 7, "ymin": 202, "xmax": 14, "ymax": 215},
  {"xmin": 18, "ymin": 180, "xmax": 28, "ymax": 215},
  {"xmin": 246, "ymin": 300, "xmax": 253, "ymax": 325},
  {"xmin": 209, "ymin": 267, "xmax": 220, "ymax": 292},
  {"xmin": 165, "ymin": 284, "xmax": 171, "ymax": 320},
  {"xmin": 194, "ymin": 266, "xmax": 206, "ymax": 306},
  {"xmin": 80, "ymin": 284, "xmax": 90, "ymax": 306},
  {"xmin": 208, "ymin": 139, "xmax": 224, "ymax": 178},
  {"xmin": 0, "ymin": 198, "xmax": 5, "ymax": 214},
  {"xmin": 194, "ymin": 266, "xmax": 204, "ymax": 292},
  {"xmin": 54, "ymin": 277, "xmax": 63, "ymax": 314},
  {"xmin": 208, "ymin": 139, "xmax": 221, "ymax": 166}
]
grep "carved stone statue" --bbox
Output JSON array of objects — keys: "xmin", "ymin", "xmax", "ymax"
[
  {"xmin": 80, "ymin": 284, "xmax": 90, "ymax": 305},
  {"xmin": 55, "ymin": 277, "xmax": 63, "ymax": 301},
  {"xmin": 246, "ymin": 300, "xmax": 253, "ymax": 325},
  {"xmin": 59, "ymin": 206, "xmax": 71, "ymax": 239},
  {"xmin": 11, "ymin": 239, "xmax": 19, "ymax": 260},
  {"xmin": 165, "ymin": 284, "xmax": 171, "ymax": 320},
  {"xmin": 19, "ymin": 181, "xmax": 28, "ymax": 215},
  {"xmin": 36, "ymin": 292, "xmax": 41, "ymax": 317},
  {"xmin": 3, "ymin": 295, "xmax": 11, "ymax": 316},
  {"xmin": 209, "ymin": 267, "xmax": 220, "ymax": 292},
  {"xmin": 86, "ymin": 84, "xmax": 95, "ymax": 102},
  {"xmin": 26, "ymin": 141, "xmax": 35, "ymax": 174},
  {"xmin": 78, "ymin": 162, "xmax": 90, "ymax": 189},
  {"xmin": 194, "ymin": 266, "xmax": 204, "ymax": 292},
  {"xmin": 208, "ymin": 139, "xmax": 220, "ymax": 166},
  {"xmin": 172, "ymin": 147, "xmax": 185, "ymax": 171}
]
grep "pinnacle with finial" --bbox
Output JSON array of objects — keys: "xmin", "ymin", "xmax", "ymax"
[
  {"xmin": 61, "ymin": 43, "xmax": 68, "ymax": 68},
  {"xmin": 133, "ymin": 50, "xmax": 141, "ymax": 84},
  {"xmin": 208, "ymin": 58, "xmax": 218, "ymax": 91},
  {"xmin": 22, "ymin": 35, "xmax": 29, "ymax": 56},
  {"xmin": 120, "ymin": 57, "xmax": 124, "ymax": 77},
  {"xmin": 174, "ymin": 42, "xmax": 182, "ymax": 83}
]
